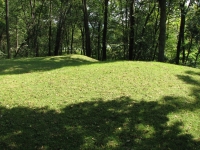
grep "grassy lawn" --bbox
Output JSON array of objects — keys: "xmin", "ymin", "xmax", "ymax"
[{"xmin": 0, "ymin": 54, "xmax": 200, "ymax": 149}]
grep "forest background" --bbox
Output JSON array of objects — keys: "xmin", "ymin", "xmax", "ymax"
[{"xmin": 0, "ymin": 0, "xmax": 200, "ymax": 66}]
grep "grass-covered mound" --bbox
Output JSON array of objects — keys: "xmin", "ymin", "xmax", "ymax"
[{"xmin": 0, "ymin": 55, "xmax": 200, "ymax": 149}]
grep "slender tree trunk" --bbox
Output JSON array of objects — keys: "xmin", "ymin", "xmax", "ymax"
[
  {"xmin": 176, "ymin": 4, "xmax": 186, "ymax": 64},
  {"xmin": 182, "ymin": 35, "xmax": 185, "ymax": 63},
  {"xmin": 137, "ymin": 3, "xmax": 156, "ymax": 60},
  {"xmin": 29, "ymin": 0, "xmax": 36, "ymax": 56},
  {"xmin": 80, "ymin": 27, "xmax": 85, "ymax": 55},
  {"xmin": 5, "ymin": 0, "xmax": 11, "ymax": 59},
  {"xmin": 0, "ymin": 31, "xmax": 3, "ymax": 52},
  {"xmin": 54, "ymin": 4, "xmax": 71, "ymax": 56},
  {"xmin": 185, "ymin": 35, "xmax": 193, "ymax": 64},
  {"xmin": 194, "ymin": 48, "xmax": 200, "ymax": 67},
  {"xmin": 121, "ymin": 0, "xmax": 128, "ymax": 60},
  {"xmin": 16, "ymin": 17, "xmax": 18, "ymax": 53},
  {"xmin": 54, "ymin": 20, "xmax": 62, "ymax": 56},
  {"xmin": 151, "ymin": 7, "xmax": 159, "ymax": 61},
  {"xmin": 158, "ymin": 0, "xmax": 166, "ymax": 62},
  {"xmin": 102, "ymin": 0, "xmax": 109, "ymax": 61},
  {"xmin": 82, "ymin": 0, "xmax": 91, "ymax": 57},
  {"xmin": 97, "ymin": 21, "xmax": 101, "ymax": 60},
  {"xmin": 65, "ymin": 28, "xmax": 69, "ymax": 54},
  {"xmin": 48, "ymin": 0, "xmax": 52, "ymax": 56},
  {"xmin": 153, "ymin": 43, "xmax": 158, "ymax": 61},
  {"xmin": 70, "ymin": 25, "xmax": 75, "ymax": 54},
  {"xmin": 128, "ymin": 0, "xmax": 135, "ymax": 60},
  {"xmin": 35, "ymin": 0, "xmax": 45, "ymax": 57}
]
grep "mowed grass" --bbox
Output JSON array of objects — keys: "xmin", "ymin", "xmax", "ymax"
[{"xmin": 0, "ymin": 54, "xmax": 200, "ymax": 149}]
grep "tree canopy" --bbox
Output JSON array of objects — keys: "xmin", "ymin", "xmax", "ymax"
[{"xmin": 0, "ymin": 0, "xmax": 199, "ymax": 66}]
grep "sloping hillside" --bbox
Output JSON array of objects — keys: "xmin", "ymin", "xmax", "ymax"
[{"xmin": 0, "ymin": 55, "xmax": 200, "ymax": 149}]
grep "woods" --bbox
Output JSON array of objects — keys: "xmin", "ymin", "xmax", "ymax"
[{"xmin": 0, "ymin": 0, "xmax": 199, "ymax": 65}]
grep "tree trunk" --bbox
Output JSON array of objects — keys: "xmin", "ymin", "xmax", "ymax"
[
  {"xmin": 176, "ymin": 3, "xmax": 186, "ymax": 64},
  {"xmin": 97, "ymin": 21, "xmax": 101, "ymax": 60},
  {"xmin": 48, "ymin": 0, "xmax": 52, "ymax": 56},
  {"xmin": 153, "ymin": 43, "xmax": 158, "ymax": 61},
  {"xmin": 124, "ymin": 1, "xmax": 128, "ymax": 60},
  {"xmin": 54, "ymin": 4, "xmax": 71, "ymax": 56},
  {"xmin": 0, "ymin": 31, "xmax": 3, "ymax": 52},
  {"xmin": 5, "ymin": 0, "xmax": 11, "ymax": 59},
  {"xmin": 136, "ymin": 3, "xmax": 156, "ymax": 60},
  {"xmin": 16, "ymin": 17, "xmax": 18, "ymax": 53},
  {"xmin": 182, "ymin": 36, "xmax": 185, "ymax": 64},
  {"xmin": 185, "ymin": 35, "xmax": 193, "ymax": 64},
  {"xmin": 82, "ymin": 0, "xmax": 91, "ymax": 57},
  {"xmin": 36, "ymin": 0, "xmax": 46, "ymax": 57},
  {"xmin": 158, "ymin": 0, "xmax": 166, "ymax": 62},
  {"xmin": 151, "ymin": 7, "xmax": 159, "ymax": 61},
  {"xmin": 80, "ymin": 27, "xmax": 85, "ymax": 55},
  {"xmin": 70, "ymin": 25, "xmax": 75, "ymax": 54},
  {"xmin": 29, "ymin": 0, "xmax": 37, "ymax": 56},
  {"xmin": 54, "ymin": 20, "xmax": 62, "ymax": 56},
  {"xmin": 121, "ymin": 0, "xmax": 128, "ymax": 60},
  {"xmin": 194, "ymin": 48, "xmax": 200, "ymax": 67},
  {"xmin": 128, "ymin": 0, "xmax": 135, "ymax": 60},
  {"xmin": 102, "ymin": 0, "xmax": 109, "ymax": 61}
]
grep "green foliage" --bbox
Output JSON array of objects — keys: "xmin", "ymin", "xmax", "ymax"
[
  {"xmin": 0, "ymin": 0, "xmax": 5, "ymax": 30},
  {"xmin": 0, "ymin": 0, "xmax": 199, "ymax": 63},
  {"xmin": 187, "ymin": 9, "xmax": 200, "ymax": 41}
]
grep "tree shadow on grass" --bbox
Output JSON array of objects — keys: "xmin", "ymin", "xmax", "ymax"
[
  {"xmin": 185, "ymin": 70, "xmax": 200, "ymax": 76},
  {"xmin": 0, "ymin": 55, "xmax": 99, "ymax": 75},
  {"xmin": 0, "ymin": 96, "xmax": 200, "ymax": 150},
  {"xmin": 176, "ymin": 70, "xmax": 200, "ymax": 108}
]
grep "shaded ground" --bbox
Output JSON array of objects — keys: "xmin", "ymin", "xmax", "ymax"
[
  {"xmin": 0, "ymin": 94, "xmax": 200, "ymax": 150},
  {"xmin": 0, "ymin": 55, "xmax": 98, "ymax": 75}
]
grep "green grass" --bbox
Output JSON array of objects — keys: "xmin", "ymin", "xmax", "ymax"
[{"xmin": 0, "ymin": 54, "xmax": 200, "ymax": 149}]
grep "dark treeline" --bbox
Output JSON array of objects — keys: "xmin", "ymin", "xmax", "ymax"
[{"xmin": 0, "ymin": 0, "xmax": 199, "ymax": 65}]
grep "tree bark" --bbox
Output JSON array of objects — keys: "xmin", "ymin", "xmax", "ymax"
[
  {"xmin": 194, "ymin": 48, "xmax": 200, "ymax": 67},
  {"xmin": 48, "ymin": 0, "xmax": 52, "ymax": 56},
  {"xmin": 54, "ymin": 19, "xmax": 63, "ymax": 56},
  {"xmin": 80, "ymin": 27, "xmax": 85, "ymax": 55},
  {"xmin": 121, "ymin": 0, "xmax": 128, "ymax": 60},
  {"xmin": 16, "ymin": 17, "xmax": 18, "ymax": 54},
  {"xmin": 158, "ymin": 0, "xmax": 166, "ymax": 62},
  {"xmin": 54, "ymin": 4, "xmax": 71, "ymax": 56},
  {"xmin": 97, "ymin": 21, "xmax": 101, "ymax": 60},
  {"xmin": 82, "ymin": 0, "xmax": 91, "ymax": 57},
  {"xmin": 70, "ymin": 24, "xmax": 75, "ymax": 54},
  {"xmin": 185, "ymin": 35, "xmax": 193, "ymax": 64},
  {"xmin": 5, "ymin": 0, "xmax": 11, "ymax": 59},
  {"xmin": 151, "ymin": 7, "xmax": 159, "ymax": 61},
  {"xmin": 176, "ymin": 2, "xmax": 186, "ymax": 64},
  {"xmin": 136, "ymin": 3, "xmax": 156, "ymax": 60},
  {"xmin": 128, "ymin": 0, "xmax": 135, "ymax": 60},
  {"xmin": 102, "ymin": 0, "xmax": 109, "ymax": 61}
]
